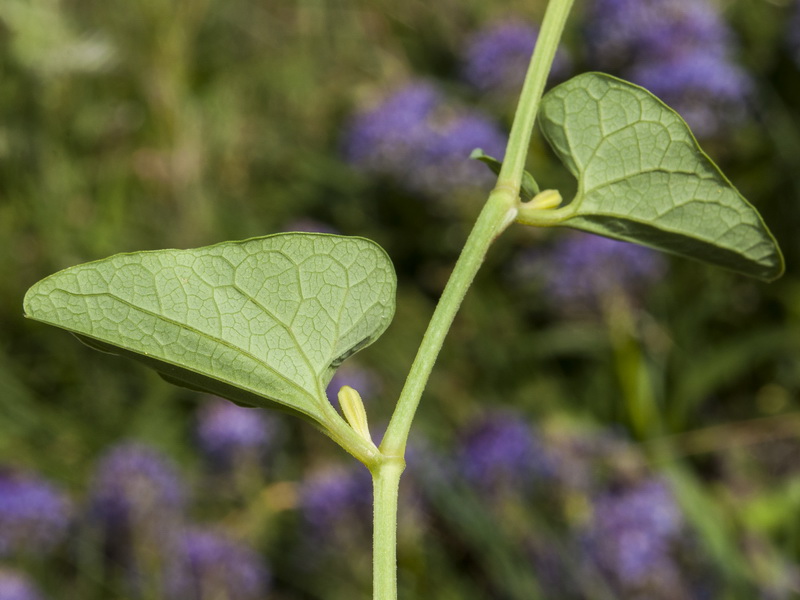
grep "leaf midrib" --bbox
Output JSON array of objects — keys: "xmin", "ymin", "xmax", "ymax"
[{"xmin": 567, "ymin": 205, "xmax": 771, "ymax": 255}]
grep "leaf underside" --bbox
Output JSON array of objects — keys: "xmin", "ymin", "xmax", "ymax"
[
  {"xmin": 23, "ymin": 233, "xmax": 397, "ymax": 424},
  {"xmin": 538, "ymin": 72, "xmax": 784, "ymax": 282}
]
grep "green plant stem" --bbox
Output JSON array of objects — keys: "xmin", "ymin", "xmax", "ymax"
[
  {"xmin": 497, "ymin": 0, "xmax": 576, "ymax": 191},
  {"xmin": 371, "ymin": 458, "xmax": 405, "ymax": 600},
  {"xmin": 380, "ymin": 191, "xmax": 516, "ymax": 458},
  {"xmin": 381, "ymin": 0, "xmax": 576, "ymax": 459},
  {"xmin": 370, "ymin": 2, "xmax": 577, "ymax": 599}
]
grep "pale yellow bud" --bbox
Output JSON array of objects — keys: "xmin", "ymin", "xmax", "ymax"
[
  {"xmin": 529, "ymin": 189, "xmax": 563, "ymax": 210},
  {"xmin": 338, "ymin": 385, "xmax": 372, "ymax": 442}
]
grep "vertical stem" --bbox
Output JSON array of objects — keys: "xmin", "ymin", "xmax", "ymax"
[
  {"xmin": 380, "ymin": 192, "xmax": 516, "ymax": 458},
  {"xmin": 370, "ymin": 1, "xmax": 577, "ymax": 598},
  {"xmin": 372, "ymin": 459, "xmax": 405, "ymax": 600},
  {"xmin": 497, "ymin": 0, "xmax": 576, "ymax": 190},
  {"xmin": 380, "ymin": 0, "xmax": 577, "ymax": 459}
]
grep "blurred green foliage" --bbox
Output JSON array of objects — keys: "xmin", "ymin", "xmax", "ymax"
[{"xmin": 3, "ymin": 0, "xmax": 800, "ymax": 598}]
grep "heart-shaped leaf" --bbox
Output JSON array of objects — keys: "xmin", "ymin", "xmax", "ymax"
[
  {"xmin": 527, "ymin": 72, "xmax": 783, "ymax": 281},
  {"xmin": 23, "ymin": 233, "xmax": 396, "ymax": 427}
]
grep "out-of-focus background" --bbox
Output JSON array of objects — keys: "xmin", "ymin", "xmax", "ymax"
[{"xmin": 2, "ymin": 0, "xmax": 800, "ymax": 598}]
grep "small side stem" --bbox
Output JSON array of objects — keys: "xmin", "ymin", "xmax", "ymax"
[
  {"xmin": 318, "ymin": 394, "xmax": 381, "ymax": 468},
  {"xmin": 372, "ymin": 458, "xmax": 405, "ymax": 600}
]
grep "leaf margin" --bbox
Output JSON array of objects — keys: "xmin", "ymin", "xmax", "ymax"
[
  {"xmin": 22, "ymin": 232, "xmax": 398, "ymax": 427},
  {"xmin": 525, "ymin": 71, "xmax": 784, "ymax": 282}
]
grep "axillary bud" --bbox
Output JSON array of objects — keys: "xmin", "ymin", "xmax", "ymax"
[
  {"xmin": 528, "ymin": 189, "xmax": 563, "ymax": 210},
  {"xmin": 338, "ymin": 385, "xmax": 372, "ymax": 443}
]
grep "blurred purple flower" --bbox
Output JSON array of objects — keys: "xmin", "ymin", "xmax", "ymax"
[
  {"xmin": 586, "ymin": 0, "xmax": 731, "ymax": 70},
  {"xmin": 413, "ymin": 113, "xmax": 507, "ymax": 199},
  {"xmin": 299, "ymin": 465, "xmax": 372, "ymax": 536},
  {"xmin": 629, "ymin": 52, "xmax": 752, "ymax": 138},
  {"xmin": 0, "ymin": 469, "xmax": 71, "ymax": 558},
  {"xmin": 342, "ymin": 81, "xmax": 506, "ymax": 198},
  {"xmin": 585, "ymin": 0, "xmax": 752, "ymax": 136},
  {"xmin": 196, "ymin": 398, "xmax": 278, "ymax": 468},
  {"xmin": 0, "ymin": 569, "xmax": 45, "ymax": 600},
  {"xmin": 342, "ymin": 82, "xmax": 441, "ymax": 170},
  {"xmin": 165, "ymin": 528, "xmax": 269, "ymax": 600},
  {"xmin": 457, "ymin": 411, "xmax": 554, "ymax": 495},
  {"xmin": 88, "ymin": 442, "xmax": 185, "ymax": 554},
  {"xmin": 461, "ymin": 20, "xmax": 571, "ymax": 95},
  {"xmin": 521, "ymin": 232, "xmax": 666, "ymax": 313},
  {"xmin": 582, "ymin": 477, "xmax": 684, "ymax": 586}
]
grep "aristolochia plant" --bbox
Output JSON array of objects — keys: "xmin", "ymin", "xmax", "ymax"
[{"xmin": 23, "ymin": 1, "xmax": 783, "ymax": 598}]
